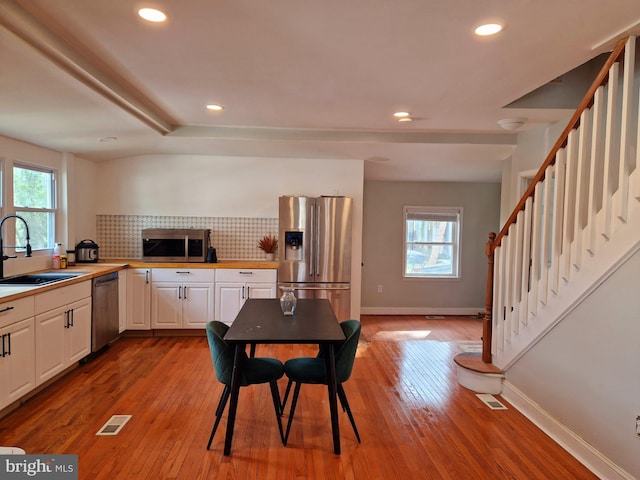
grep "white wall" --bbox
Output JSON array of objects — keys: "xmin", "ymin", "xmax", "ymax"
[
  {"xmin": 506, "ymin": 248, "xmax": 640, "ymax": 479},
  {"xmin": 0, "ymin": 136, "xmax": 85, "ymax": 276},
  {"xmin": 70, "ymin": 155, "xmax": 98, "ymax": 244},
  {"xmin": 95, "ymin": 154, "xmax": 365, "ymax": 318},
  {"xmin": 96, "ymin": 154, "xmax": 360, "ymax": 217},
  {"xmin": 499, "ymin": 118, "xmax": 570, "ymax": 226}
]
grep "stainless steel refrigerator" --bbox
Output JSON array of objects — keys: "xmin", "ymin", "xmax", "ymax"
[{"xmin": 278, "ymin": 195, "xmax": 352, "ymax": 321}]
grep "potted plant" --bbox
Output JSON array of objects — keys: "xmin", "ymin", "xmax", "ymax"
[{"xmin": 258, "ymin": 235, "xmax": 278, "ymax": 260}]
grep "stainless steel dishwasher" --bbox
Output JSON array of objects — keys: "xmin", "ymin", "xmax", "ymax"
[{"xmin": 91, "ymin": 271, "xmax": 119, "ymax": 353}]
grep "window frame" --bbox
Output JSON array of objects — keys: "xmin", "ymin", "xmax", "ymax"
[
  {"xmin": 12, "ymin": 162, "xmax": 58, "ymax": 252},
  {"xmin": 402, "ymin": 205, "xmax": 462, "ymax": 280}
]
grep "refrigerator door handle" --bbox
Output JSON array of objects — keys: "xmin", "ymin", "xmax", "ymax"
[
  {"xmin": 285, "ymin": 285, "xmax": 351, "ymax": 291},
  {"xmin": 309, "ymin": 203, "xmax": 316, "ymax": 277},
  {"xmin": 314, "ymin": 201, "xmax": 320, "ymax": 277}
]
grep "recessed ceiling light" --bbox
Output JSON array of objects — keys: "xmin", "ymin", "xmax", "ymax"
[
  {"xmin": 138, "ymin": 8, "xmax": 167, "ymax": 23},
  {"xmin": 206, "ymin": 104, "xmax": 224, "ymax": 111},
  {"xmin": 474, "ymin": 23, "xmax": 503, "ymax": 36},
  {"xmin": 393, "ymin": 111, "xmax": 410, "ymax": 118},
  {"xmin": 98, "ymin": 136, "xmax": 117, "ymax": 143}
]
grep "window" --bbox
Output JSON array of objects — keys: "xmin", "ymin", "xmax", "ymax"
[
  {"xmin": 403, "ymin": 206, "xmax": 461, "ymax": 278},
  {"xmin": 13, "ymin": 164, "xmax": 56, "ymax": 250}
]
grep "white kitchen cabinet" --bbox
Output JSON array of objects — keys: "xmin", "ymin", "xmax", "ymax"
[
  {"xmin": 35, "ymin": 281, "xmax": 92, "ymax": 386},
  {"xmin": 151, "ymin": 269, "xmax": 214, "ymax": 329},
  {"xmin": 118, "ymin": 270, "xmax": 127, "ymax": 333},
  {"xmin": 215, "ymin": 269, "xmax": 277, "ymax": 325},
  {"xmin": 127, "ymin": 268, "xmax": 151, "ymax": 330},
  {"xmin": 0, "ymin": 296, "xmax": 36, "ymax": 410}
]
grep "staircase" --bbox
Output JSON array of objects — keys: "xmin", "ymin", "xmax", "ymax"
[{"xmin": 456, "ymin": 36, "xmax": 640, "ymax": 389}]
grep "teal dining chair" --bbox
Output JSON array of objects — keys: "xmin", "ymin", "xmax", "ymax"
[
  {"xmin": 281, "ymin": 319, "xmax": 362, "ymax": 445},
  {"xmin": 205, "ymin": 321, "xmax": 285, "ymax": 449}
]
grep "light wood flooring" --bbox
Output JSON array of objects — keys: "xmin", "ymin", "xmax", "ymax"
[{"xmin": 0, "ymin": 315, "xmax": 597, "ymax": 479}]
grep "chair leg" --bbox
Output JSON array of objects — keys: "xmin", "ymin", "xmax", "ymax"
[
  {"xmin": 207, "ymin": 385, "xmax": 231, "ymax": 450},
  {"xmin": 269, "ymin": 381, "xmax": 285, "ymax": 444},
  {"xmin": 283, "ymin": 382, "xmax": 302, "ymax": 446},
  {"xmin": 281, "ymin": 378, "xmax": 293, "ymax": 416},
  {"xmin": 337, "ymin": 384, "xmax": 361, "ymax": 443}
]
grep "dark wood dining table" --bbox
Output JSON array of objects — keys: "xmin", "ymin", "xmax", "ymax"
[{"xmin": 222, "ymin": 298, "xmax": 346, "ymax": 455}]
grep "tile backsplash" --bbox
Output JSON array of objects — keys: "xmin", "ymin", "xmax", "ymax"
[{"xmin": 96, "ymin": 215, "xmax": 278, "ymax": 260}]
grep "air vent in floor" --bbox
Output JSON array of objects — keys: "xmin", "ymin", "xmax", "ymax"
[
  {"xmin": 476, "ymin": 394, "xmax": 508, "ymax": 410},
  {"xmin": 96, "ymin": 415, "xmax": 132, "ymax": 436}
]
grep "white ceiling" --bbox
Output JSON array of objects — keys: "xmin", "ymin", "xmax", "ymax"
[{"xmin": 1, "ymin": 0, "xmax": 639, "ymax": 182}]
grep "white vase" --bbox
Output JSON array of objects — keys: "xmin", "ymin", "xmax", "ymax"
[{"xmin": 265, "ymin": 253, "xmax": 275, "ymax": 261}]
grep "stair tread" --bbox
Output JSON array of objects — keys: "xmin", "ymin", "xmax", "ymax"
[{"xmin": 454, "ymin": 353, "xmax": 502, "ymax": 374}]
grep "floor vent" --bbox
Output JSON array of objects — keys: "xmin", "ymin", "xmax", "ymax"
[
  {"xmin": 96, "ymin": 415, "xmax": 132, "ymax": 436},
  {"xmin": 425, "ymin": 315, "xmax": 445, "ymax": 319},
  {"xmin": 476, "ymin": 394, "xmax": 508, "ymax": 410}
]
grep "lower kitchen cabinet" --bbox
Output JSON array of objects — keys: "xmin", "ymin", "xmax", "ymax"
[
  {"xmin": 35, "ymin": 282, "xmax": 92, "ymax": 386},
  {"xmin": 215, "ymin": 269, "xmax": 277, "ymax": 325},
  {"xmin": 118, "ymin": 270, "xmax": 127, "ymax": 333},
  {"xmin": 0, "ymin": 317, "xmax": 36, "ymax": 410},
  {"xmin": 127, "ymin": 268, "xmax": 151, "ymax": 330},
  {"xmin": 151, "ymin": 269, "xmax": 214, "ymax": 328}
]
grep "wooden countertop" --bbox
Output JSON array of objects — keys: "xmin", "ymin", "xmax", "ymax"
[
  {"xmin": 0, "ymin": 264, "xmax": 126, "ymax": 302},
  {"xmin": 112, "ymin": 259, "xmax": 279, "ymax": 269},
  {"xmin": 0, "ymin": 259, "xmax": 278, "ymax": 303}
]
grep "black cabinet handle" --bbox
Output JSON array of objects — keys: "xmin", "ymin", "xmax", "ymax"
[
  {"xmin": 69, "ymin": 309, "xmax": 74, "ymax": 327},
  {"xmin": 0, "ymin": 306, "xmax": 15, "ymax": 314},
  {"xmin": 6, "ymin": 332, "xmax": 10, "ymax": 356},
  {"xmin": 183, "ymin": 285, "xmax": 187, "ymax": 300},
  {"xmin": 178, "ymin": 286, "xmax": 182, "ymax": 299},
  {"xmin": 1, "ymin": 334, "xmax": 6, "ymax": 357},
  {"xmin": 64, "ymin": 310, "xmax": 70, "ymax": 328}
]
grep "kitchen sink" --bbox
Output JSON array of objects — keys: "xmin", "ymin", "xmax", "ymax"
[{"xmin": 0, "ymin": 271, "xmax": 87, "ymax": 286}]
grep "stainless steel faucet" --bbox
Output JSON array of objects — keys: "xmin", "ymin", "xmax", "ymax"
[{"xmin": 0, "ymin": 214, "xmax": 33, "ymax": 279}]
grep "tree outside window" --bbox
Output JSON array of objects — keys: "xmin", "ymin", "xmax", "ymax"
[
  {"xmin": 13, "ymin": 165, "xmax": 56, "ymax": 250},
  {"xmin": 403, "ymin": 206, "xmax": 461, "ymax": 278}
]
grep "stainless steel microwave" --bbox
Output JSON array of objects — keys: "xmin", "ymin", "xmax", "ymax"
[{"xmin": 142, "ymin": 228, "xmax": 210, "ymax": 263}]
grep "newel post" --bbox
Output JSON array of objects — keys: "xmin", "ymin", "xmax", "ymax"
[{"xmin": 482, "ymin": 232, "xmax": 496, "ymax": 364}]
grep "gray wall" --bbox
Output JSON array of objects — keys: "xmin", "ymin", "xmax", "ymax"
[
  {"xmin": 506, "ymin": 248, "xmax": 640, "ymax": 479},
  {"xmin": 361, "ymin": 181, "xmax": 501, "ymax": 314}
]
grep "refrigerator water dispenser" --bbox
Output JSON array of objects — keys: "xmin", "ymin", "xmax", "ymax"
[{"xmin": 284, "ymin": 231, "xmax": 303, "ymax": 261}]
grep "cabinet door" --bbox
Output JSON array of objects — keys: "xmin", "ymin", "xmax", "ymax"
[
  {"xmin": 215, "ymin": 283, "xmax": 244, "ymax": 325},
  {"xmin": 182, "ymin": 284, "xmax": 214, "ymax": 328},
  {"xmin": 118, "ymin": 270, "xmax": 127, "ymax": 333},
  {"xmin": 67, "ymin": 298, "xmax": 91, "ymax": 364},
  {"xmin": 246, "ymin": 283, "xmax": 277, "ymax": 299},
  {"xmin": 1, "ymin": 317, "xmax": 36, "ymax": 408},
  {"xmin": 35, "ymin": 307, "xmax": 67, "ymax": 385},
  {"xmin": 151, "ymin": 283, "xmax": 182, "ymax": 328},
  {"xmin": 127, "ymin": 269, "xmax": 151, "ymax": 330}
]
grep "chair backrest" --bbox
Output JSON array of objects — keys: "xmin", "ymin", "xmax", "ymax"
[
  {"xmin": 206, "ymin": 321, "xmax": 246, "ymax": 385},
  {"xmin": 334, "ymin": 320, "xmax": 361, "ymax": 383}
]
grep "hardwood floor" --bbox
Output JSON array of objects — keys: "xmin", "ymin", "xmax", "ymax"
[{"xmin": 0, "ymin": 315, "xmax": 597, "ymax": 479}]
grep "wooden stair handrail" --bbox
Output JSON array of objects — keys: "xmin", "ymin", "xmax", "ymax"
[
  {"xmin": 480, "ymin": 37, "xmax": 630, "ymax": 364},
  {"xmin": 491, "ymin": 37, "xmax": 628, "ymax": 254}
]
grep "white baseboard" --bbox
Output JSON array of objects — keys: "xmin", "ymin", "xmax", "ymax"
[
  {"xmin": 360, "ymin": 307, "xmax": 483, "ymax": 316},
  {"xmin": 501, "ymin": 381, "xmax": 634, "ymax": 480}
]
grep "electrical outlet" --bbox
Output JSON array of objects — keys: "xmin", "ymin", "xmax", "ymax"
[
  {"xmin": 377, "ymin": 284, "xmax": 383, "ymax": 293},
  {"xmin": 636, "ymin": 414, "xmax": 640, "ymax": 437}
]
